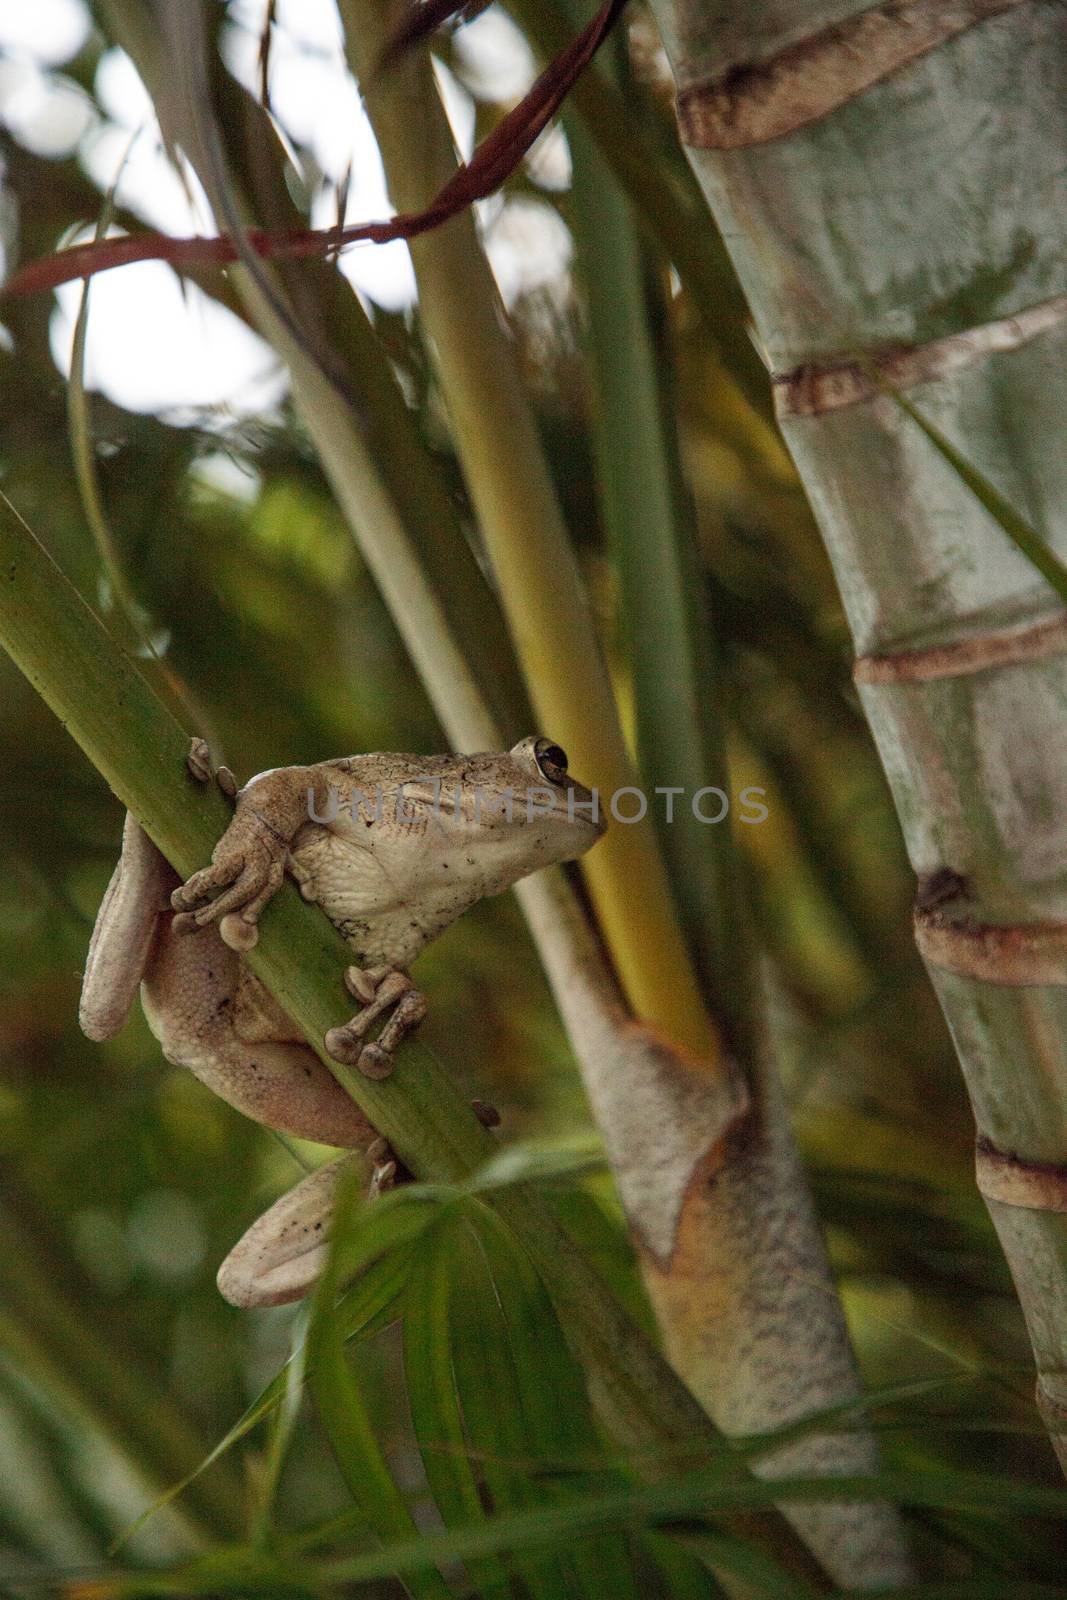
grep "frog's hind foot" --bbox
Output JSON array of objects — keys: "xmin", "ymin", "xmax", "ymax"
[
  {"xmin": 324, "ymin": 967, "xmax": 428, "ymax": 1080},
  {"xmin": 366, "ymin": 1135, "xmax": 398, "ymax": 1196},
  {"xmin": 216, "ymin": 1139, "xmax": 401, "ymax": 1308}
]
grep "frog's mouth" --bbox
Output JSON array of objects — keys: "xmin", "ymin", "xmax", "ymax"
[{"xmin": 557, "ymin": 777, "xmax": 607, "ymax": 839}]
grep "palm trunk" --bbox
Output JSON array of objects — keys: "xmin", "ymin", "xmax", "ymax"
[{"xmin": 649, "ymin": 0, "xmax": 1067, "ymax": 1469}]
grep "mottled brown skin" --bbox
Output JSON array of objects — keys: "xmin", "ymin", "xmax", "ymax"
[{"xmin": 80, "ymin": 738, "xmax": 604, "ymax": 1304}]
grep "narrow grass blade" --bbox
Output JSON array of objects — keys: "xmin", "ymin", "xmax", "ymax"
[
  {"xmin": 877, "ymin": 378, "xmax": 1067, "ymax": 607},
  {"xmin": 667, "ymin": 1529, "xmax": 811, "ymax": 1598},
  {"xmin": 112, "ymin": 1242, "xmax": 411, "ymax": 1552},
  {"xmin": 445, "ymin": 1207, "xmax": 575, "ymax": 1599},
  {"xmin": 35, "ymin": 1564, "xmax": 1067, "ymax": 1600},
  {"xmin": 641, "ymin": 1530, "xmax": 727, "ymax": 1598},
  {"xmin": 462, "ymin": 1198, "xmax": 641, "ymax": 1600},
  {"xmin": 402, "ymin": 1211, "xmax": 514, "ymax": 1599},
  {"xmin": 248, "ymin": 1309, "xmax": 310, "ymax": 1548},
  {"xmin": 463, "ymin": 1132, "xmax": 607, "ymax": 1193},
  {"xmin": 306, "ymin": 1469, "xmax": 816, "ymax": 1597},
  {"xmin": 568, "ymin": 110, "xmax": 750, "ymax": 1044},
  {"xmin": 326, "ymin": 1183, "xmax": 448, "ymax": 1291},
  {"xmin": 0, "ymin": 1188, "xmax": 244, "ymax": 1550},
  {"xmin": 300, "ymin": 1462, "xmax": 1067, "ymax": 1592},
  {"xmin": 306, "ymin": 1170, "xmax": 454, "ymax": 1600}
]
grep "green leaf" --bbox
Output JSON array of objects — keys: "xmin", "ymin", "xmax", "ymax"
[
  {"xmin": 666, "ymin": 1528, "xmax": 806, "ymax": 1599},
  {"xmin": 875, "ymin": 376, "xmax": 1067, "ymax": 607},
  {"xmin": 296, "ymin": 1462, "xmax": 1067, "ymax": 1594},
  {"xmin": 248, "ymin": 1306, "xmax": 310, "ymax": 1548},
  {"xmin": 328, "ymin": 1182, "xmax": 447, "ymax": 1291},
  {"xmin": 402, "ymin": 1210, "xmax": 515, "ymax": 1599},
  {"xmin": 640, "ymin": 1530, "xmax": 727, "ymax": 1599},
  {"xmin": 444, "ymin": 1204, "xmax": 575, "ymax": 1599},
  {"xmin": 299, "ymin": 1469, "xmax": 808, "ymax": 1595},
  {"xmin": 459, "ymin": 1198, "xmax": 641, "ymax": 1600},
  {"xmin": 112, "ymin": 1241, "xmax": 410, "ymax": 1553},
  {"xmin": 464, "ymin": 1131, "xmax": 608, "ymax": 1193},
  {"xmin": 116, "ymin": 1450, "xmax": 1061, "ymax": 1598},
  {"xmin": 306, "ymin": 1167, "xmax": 454, "ymax": 1600}
]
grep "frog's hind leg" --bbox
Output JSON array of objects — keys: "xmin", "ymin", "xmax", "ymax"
[
  {"xmin": 142, "ymin": 919, "xmax": 378, "ymax": 1150},
  {"xmin": 215, "ymin": 1143, "xmax": 398, "ymax": 1307},
  {"xmin": 80, "ymin": 813, "xmax": 178, "ymax": 1041}
]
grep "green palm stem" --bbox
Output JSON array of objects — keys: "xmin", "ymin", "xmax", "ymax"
[
  {"xmin": 566, "ymin": 105, "xmax": 746, "ymax": 1039},
  {"xmin": 502, "ymin": 0, "xmax": 771, "ymax": 423},
  {"xmin": 339, "ymin": 0, "xmax": 721, "ymax": 1069},
  {"xmin": 648, "ymin": 0, "xmax": 1067, "ymax": 1472}
]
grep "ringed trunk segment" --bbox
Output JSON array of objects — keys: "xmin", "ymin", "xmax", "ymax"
[
  {"xmin": 674, "ymin": 0, "xmax": 1030, "ymax": 151},
  {"xmin": 851, "ymin": 538, "xmax": 1067, "ymax": 1462},
  {"xmin": 656, "ymin": 0, "xmax": 1067, "ymax": 371},
  {"xmin": 651, "ymin": 0, "xmax": 1067, "ymax": 1466}
]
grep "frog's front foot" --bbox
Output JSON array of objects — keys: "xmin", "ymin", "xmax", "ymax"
[
  {"xmin": 171, "ymin": 810, "xmax": 288, "ymax": 951},
  {"xmin": 186, "ymin": 735, "xmax": 237, "ymax": 799},
  {"xmin": 324, "ymin": 966, "xmax": 428, "ymax": 1080}
]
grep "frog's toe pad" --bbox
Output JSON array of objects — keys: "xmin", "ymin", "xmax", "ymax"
[
  {"xmin": 187, "ymin": 737, "xmax": 213, "ymax": 783},
  {"xmin": 324, "ymin": 1022, "xmax": 365, "ymax": 1067},
  {"xmin": 324, "ymin": 1026, "xmax": 395, "ymax": 1079},
  {"xmin": 357, "ymin": 1042, "xmax": 394, "ymax": 1080},
  {"xmin": 220, "ymin": 911, "xmax": 258, "ymax": 951},
  {"xmin": 172, "ymin": 812, "xmax": 288, "ymax": 939}
]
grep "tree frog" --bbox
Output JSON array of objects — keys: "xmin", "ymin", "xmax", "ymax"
[{"xmin": 79, "ymin": 738, "xmax": 604, "ymax": 1306}]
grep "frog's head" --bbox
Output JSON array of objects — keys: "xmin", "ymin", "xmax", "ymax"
[
  {"xmin": 359, "ymin": 737, "xmax": 606, "ymax": 900},
  {"xmin": 465, "ymin": 735, "xmax": 606, "ymax": 885}
]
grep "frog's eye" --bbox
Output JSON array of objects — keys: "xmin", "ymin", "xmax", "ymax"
[{"xmin": 534, "ymin": 740, "xmax": 569, "ymax": 784}]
